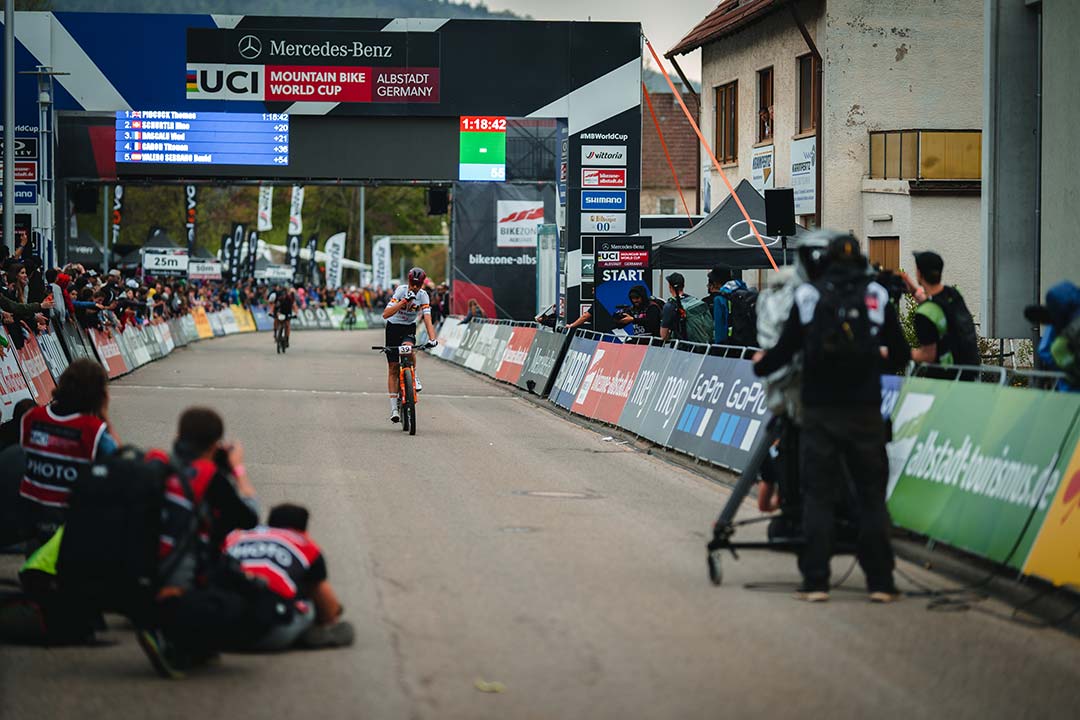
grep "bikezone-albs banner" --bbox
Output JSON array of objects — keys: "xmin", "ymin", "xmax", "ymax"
[
  {"xmin": 451, "ymin": 182, "xmax": 555, "ymax": 320},
  {"xmin": 591, "ymin": 237, "xmax": 651, "ymax": 333},
  {"xmin": 665, "ymin": 356, "xmax": 771, "ymax": 469},
  {"xmin": 186, "ymin": 29, "xmax": 440, "ymax": 103}
]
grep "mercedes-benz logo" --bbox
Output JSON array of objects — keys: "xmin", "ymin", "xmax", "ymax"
[
  {"xmin": 237, "ymin": 34, "xmax": 262, "ymax": 60},
  {"xmin": 727, "ymin": 219, "xmax": 780, "ymax": 247}
]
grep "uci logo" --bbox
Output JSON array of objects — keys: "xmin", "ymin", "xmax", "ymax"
[
  {"xmin": 238, "ymin": 34, "xmax": 263, "ymax": 60},
  {"xmin": 192, "ymin": 68, "xmax": 260, "ymax": 97}
]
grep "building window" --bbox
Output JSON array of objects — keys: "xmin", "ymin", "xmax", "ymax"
[
  {"xmin": 869, "ymin": 236, "xmax": 900, "ymax": 271},
  {"xmin": 797, "ymin": 54, "xmax": 818, "ymax": 134},
  {"xmin": 758, "ymin": 67, "xmax": 773, "ymax": 142},
  {"xmin": 714, "ymin": 81, "xmax": 738, "ymax": 164},
  {"xmin": 659, "ymin": 197, "xmax": 676, "ymax": 214},
  {"xmin": 869, "ymin": 130, "xmax": 981, "ymax": 180}
]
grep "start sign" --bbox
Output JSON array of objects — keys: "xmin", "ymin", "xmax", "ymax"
[{"xmin": 592, "ymin": 236, "xmax": 652, "ymax": 333}]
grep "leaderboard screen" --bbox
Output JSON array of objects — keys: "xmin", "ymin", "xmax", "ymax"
[
  {"xmin": 115, "ymin": 111, "xmax": 289, "ymax": 167},
  {"xmin": 458, "ymin": 116, "xmax": 506, "ymax": 181}
]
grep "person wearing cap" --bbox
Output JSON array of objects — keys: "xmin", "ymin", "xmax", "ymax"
[
  {"xmin": 659, "ymin": 272, "xmax": 689, "ymax": 341},
  {"xmin": 907, "ymin": 251, "xmax": 980, "ymax": 367}
]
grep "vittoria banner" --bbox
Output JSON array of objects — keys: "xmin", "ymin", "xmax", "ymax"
[
  {"xmin": 288, "ymin": 186, "xmax": 304, "ymax": 235},
  {"xmin": 257, "ymin": 186, "xmax": 274, "ymax": 231}
]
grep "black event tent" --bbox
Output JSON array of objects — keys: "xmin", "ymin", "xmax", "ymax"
[{"xmin": 651, "ymin": 179, "xmax": 807, "ymax": 269}]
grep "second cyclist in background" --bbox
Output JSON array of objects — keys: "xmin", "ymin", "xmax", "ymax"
[
  {"xmin": 273, "ymin": 286, "xmax": 296, "ymax": 349},
  {"xmin": 382, "ymin": 268, "xmax": 438, "ymax": 423}
]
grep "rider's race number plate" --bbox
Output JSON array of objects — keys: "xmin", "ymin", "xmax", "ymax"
[
  {"xmin": 277, "ymin": 314, "xmax": 287, "ymax": 321},
  {"xmin": 398, "ymin": 345, "xmax": 413, "ymax": 355}
]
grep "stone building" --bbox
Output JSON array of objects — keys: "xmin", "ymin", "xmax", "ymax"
[{"xmin": 669, "ymin": 0, "xmax": 986, "ymax": 321}]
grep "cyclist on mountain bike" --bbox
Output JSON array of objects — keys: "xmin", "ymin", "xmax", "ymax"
[
  {"xmin": 382, "ymin": 267, "xmax": 437, "ymax": 423},
  {"xmin": 273, "ymin": 285, "xmax": 296, "ymax": 347}
]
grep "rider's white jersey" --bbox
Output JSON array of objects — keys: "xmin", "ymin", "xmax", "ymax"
[{"xmin": 386, "ymin": 285, "xmax": 431, "ymax": 326}]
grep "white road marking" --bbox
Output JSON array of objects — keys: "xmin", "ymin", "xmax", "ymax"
[{"xmin": 111, "ymin": 384, "xmax": 511, "ymax": 400}]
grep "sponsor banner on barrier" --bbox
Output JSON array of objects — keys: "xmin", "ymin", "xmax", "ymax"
[
  {"xmin": 495, "ymin": 327, "xmax": 537, "ymax": 384},
  {"xmin": 37, "ymin": 332, "xmax": 69, "ymax": 383},
  {"xmin": 435, "ymin": 317, "xmax": 465, "ymax": 360},
  {"xmin": 636, "ymin": 349, "xmax": 705, "ymax": 446},
  {"xmin": 160, "ymin": 324, "xmax": 176, "ymax": 353},
  {"xmin": 219, "ymin": 310, "xmax": 240, "ymax": 335},
  {"xmin": 1023, "ymin": 418, "xmax": 1080, "ymax": 587},
  {"xmin": 208, "ymin": 312, "xmax": 226, "ymax": 336},
  {"xmin": 549, "ymin": 334, "xmax": 600, "ymax": 409},
  {"xmin": 192, "ymin": 307, "xmax": 214, "ymax": 339},
  {"xmin": 886, "ymin": 378, "xmax": 1080, "ymax": 568},
  {"xmin": 291, "ymin": 309, "xmax": 308, "ymax": 330},
  {"xmin": 618, "ymin": 345, "xmax": 675, "ymax": 436},
  {"xmin": 667, "ymin": 357, "xmax": 770, "ymax": 469},
  {"xmin": 314, "ymin": 307, "xmax": 334, "ymax": 330},
  {"xmin": 89, "ymin": 329, "xmax": 129, "ymax": 378},
  {"xmin": 570, "ymin": 340, "xmax": 648, "ymax": 423},
  {"xmin": 297, "ymin": 308, "xmax": 319, "ymax": 330},
  {"xmin": 14, "ymin": 332, "xmax": 56, "ymax": 403},
  {"xmin": 119, "ymin": 327, "xmax": 146, "ymax": 367},
  {"xmin": 0, "ymin": 328, "xmax": 34, "ymax": 421},
  {"xmin": 230, "ymin": 305, "xmax": 256, "ymax": 332},
  {"xmin": 464, "ymin": 323, "xmax": 499, "ymax": 373},
  {"xmin": 57, "ymin": 319, "xmax": 93, "ymax": 363},
  {"xmin": 169, "ymin": 319, "xmax": 188, "ymax": 347},
  {"xmin": 482, "ymin": 325, "xmax": 514, "ymax": 376},
  {"xmin": 251, "ymin": 306, "xmax": 274, "ymax": 332},
  {"xmin": 517, "ymin": 328, "xmax": 567, "ymax": 395},
  {"xmin": 881, "ymin": 374, "xmax": 903, "ymax": 420},
  {"xmin": 451, "ymin": 322, "xmax": 483, "ymax": 366},
  {"xmin": 182, "ymin": 314, "xmax": 200, "ymax": 341},
  {"xmin": 145, "ymin": 326, "xmax": 165, "ymax": 361}
]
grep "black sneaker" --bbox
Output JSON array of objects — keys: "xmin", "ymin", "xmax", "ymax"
[
  {"xmin": 136, "ymin": 628, "xmax": 186, "ymax": 679},
  {"xmin": 298, "ymin": 621, "xmax": 355, "ymax": 649}
]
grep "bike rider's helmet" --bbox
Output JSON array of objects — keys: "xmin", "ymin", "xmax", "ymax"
[
  {"xmin": 408, "ymin": 267, "xmax": 427, "ymax": 286},
  {"xmin": 825, "ymin": 232, "xmax": 866, "ymax": 269}
]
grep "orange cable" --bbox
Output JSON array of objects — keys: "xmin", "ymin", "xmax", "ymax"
[
  {"xmin": 642, "ymin": 82, "xmax": 694, "ymax": 228},
  {"xmin": 644, "ymin": 39, "xmax": 779, "ymax": 271}
]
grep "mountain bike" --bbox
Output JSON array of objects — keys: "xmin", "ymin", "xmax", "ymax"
[
  {"xmin": 275, "ymin": 314, "xmax": 292, "ymax": 354},
  {"xmin": 342, "ymin": 307, "xmax": 358, "ymax": 331},
  {"xmin": 373, "ymin": 340, "xmax": 436, "ymax": 436}
]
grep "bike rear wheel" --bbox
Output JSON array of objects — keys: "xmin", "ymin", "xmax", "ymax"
[{"xmin": 402, "ymin": 368, "xmax": 416, "ymax": 436}]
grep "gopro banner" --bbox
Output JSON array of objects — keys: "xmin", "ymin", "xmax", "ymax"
[
  {"xmin": 258, "ymin": 186, "xmax": 274, "ymax": 231},
  {"xmin": 184, "ymin": 185, "xmax": 198, "ymax": 252},
  {"xmin": 288, "ymin": 185, "xmax": 304, "ymax": 235}
]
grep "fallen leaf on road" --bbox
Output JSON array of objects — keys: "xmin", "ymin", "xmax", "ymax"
[{"xmin": 475, "ymin": 678, "xmax": 506, "ymax": 693}]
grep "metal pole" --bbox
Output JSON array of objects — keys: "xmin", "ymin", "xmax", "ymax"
[
  {"xmin": 3, "ymin": 0, "xmax": 15, "ymax": 254},
  {"xmin": 358, "ymin": 185, "xmax": 365, "ymax": 265},
  {"xmin": 102, "ymin": 184, "xmax": 109, "ymax": 272}
]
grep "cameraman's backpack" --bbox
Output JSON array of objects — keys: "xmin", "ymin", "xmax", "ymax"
[
  {"xmin": 1056, "ymin": 316, "xmax": 1080, "ymax": 385},
  {"xmin": 805, "ymin": 278, "xmax": 880, "ymax": 371},
  {"xmin": 937, "ymin": 287, "xmax": 981, "ymax": 366},
  {"xmin": 676, "ymin": 295, "xmax": 714, "ymax": 344},
  {"xmin": 726, "ymin": 287, "xmax": 759, "ymax": 346},
  {"xmin": 57, "ymin": 447, "xmax": 187, "ymax": 625}
]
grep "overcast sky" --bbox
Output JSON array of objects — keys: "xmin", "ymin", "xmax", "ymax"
[{"xmin": 454, "ymin": 0, "xmax": 718, "ymax": 80}]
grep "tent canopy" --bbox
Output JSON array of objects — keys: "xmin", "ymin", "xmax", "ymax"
[{"xmin": 651, "ymin": 179, "xmax": 807, "ymax": 270}]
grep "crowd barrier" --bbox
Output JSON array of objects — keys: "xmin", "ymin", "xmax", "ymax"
[
  {"xmin": 0, "ymin": 302, "xmax": 372, "ymax": 425},
  {"xmin": 433, "ymin": 316, "xmax": 1080, "ymax": 591}
]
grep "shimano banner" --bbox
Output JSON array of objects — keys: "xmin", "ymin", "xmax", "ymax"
[
  {"xmin": 324, "ymin": 232, "xmax": 346, "ymax": 288},
  {"xmin": 451, "ymin": 182, "xmax": 555, "ymax": 320},
  {"xmin": 184, "ymin": 185, "xmax": 198, "ymax": 252},
  {"xmin": 288, "ymin": 186, "xmax": 305, "ymax": 236},
  {"xmin": 258, "ymin": 186, "xmax": 274, "ymax": 231}
]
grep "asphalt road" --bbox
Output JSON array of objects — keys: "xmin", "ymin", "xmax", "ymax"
[{"xmin": 3, "ymin": 330, "xmax": 1079, "ymax": 719}]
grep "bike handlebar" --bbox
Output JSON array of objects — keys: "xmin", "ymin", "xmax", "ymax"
[{"xmin": 371, "ymin": 341, "xmax": 437, "ymax": 352}]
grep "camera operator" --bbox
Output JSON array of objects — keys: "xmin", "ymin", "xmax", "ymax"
[
  {"xmin": 613, "ymin": 285, "xmax": 662, "ymax": 337},
  {"xmin": 753, "ymin": 233, "xmax": 909, "ymax": 603}
]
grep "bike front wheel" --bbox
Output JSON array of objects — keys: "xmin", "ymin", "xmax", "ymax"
[{"xmin": 402, "ymin": 368, "xmax": 416, "ymax": 436}]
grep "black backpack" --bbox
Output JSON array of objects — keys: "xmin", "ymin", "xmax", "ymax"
[
  {"xmin": 936, "ymin": 287, "xmax": 981, "ymax": 366},
  {"xmin": 726, "ymin": 287, "xmax": 759, "ymax": 346},
  {"xmin": 57, "ymin": 448, "xmax": 195, "ymax": 625},
  {"xmin": 805, "ymin": 277, "xmax": 880, "ymax": 371}
]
